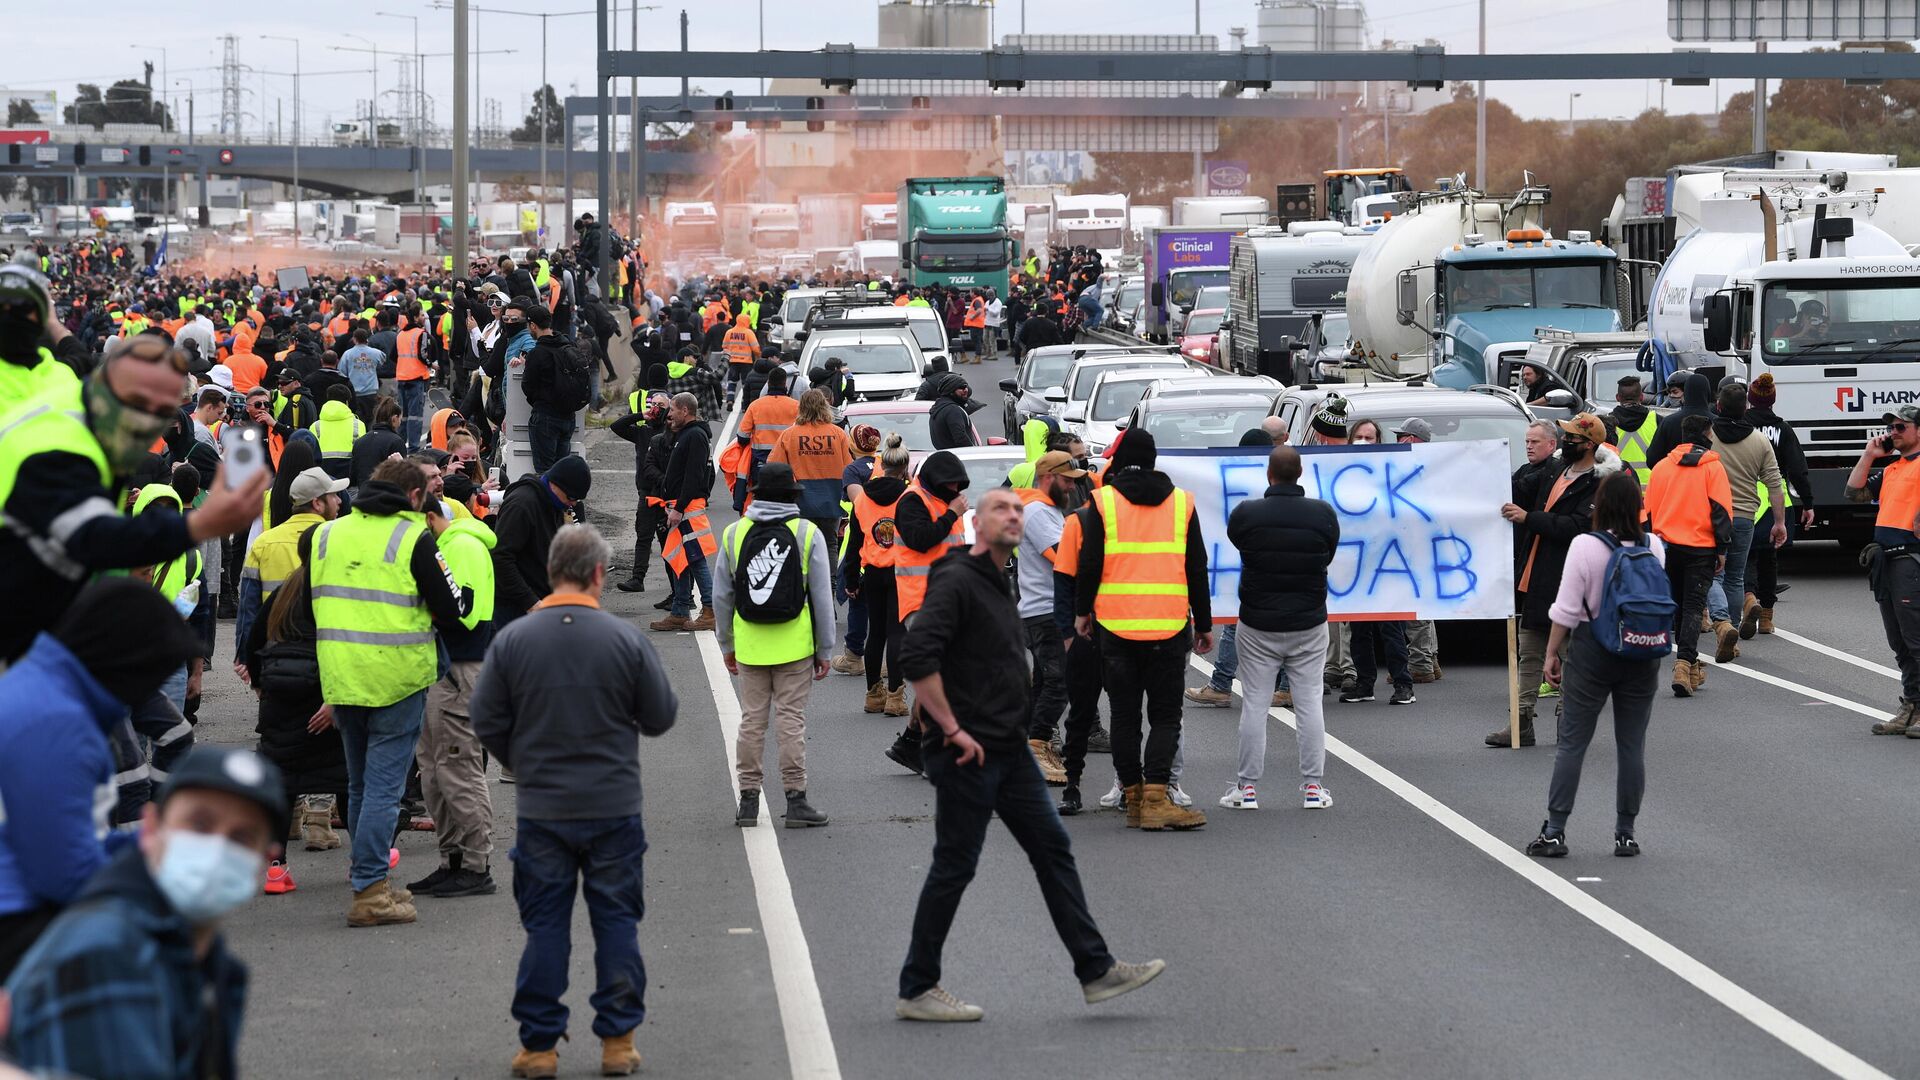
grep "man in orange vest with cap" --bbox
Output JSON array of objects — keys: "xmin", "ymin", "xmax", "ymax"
[
  {"xmin": 1849, "ymin": 403, "xmax": 1920, "ymax": 734},
  {"xmin": 1073, "ymin": 430, "xmax": 1213, "ymax": 832},
  {"xmin": 1645, "ymin": 413, "xmax": 1732, "ymax": 698}
]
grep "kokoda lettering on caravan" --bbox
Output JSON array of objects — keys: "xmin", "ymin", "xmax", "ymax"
[{"xmin": 1157, "ymin": 440, "xmax": 1517, "ymax": 622}]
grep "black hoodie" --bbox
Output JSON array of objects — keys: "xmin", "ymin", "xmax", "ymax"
[
  {"xmin": 897, "ymin": 451, "xmax": 969, "ymax": 553},
  {"xmin": 1074, "ymin": 466, "xmax": 1212, "ymax": 633},
  {"xmin": 899, "ymin": 546, "xmax": 1030, "ymax": 750},
  {"xmin": 1645, "ymin": 371, "xmax": 1714, "ymax": 466},
  {"xmin": 843, "ymin": 474, "xmax": 908, "ymax": 590},
  {"xmin": 1749, "ymin": 404, "xmax": 1815, "ymax": 506},
  {"xmin": 928, "ymin": 374, "xmax": 978, "ymax": 450}
]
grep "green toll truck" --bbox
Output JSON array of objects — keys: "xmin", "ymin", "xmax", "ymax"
[{"xmin": 898, "ymin": 177, "xmax": 1014, "ymax": 298}]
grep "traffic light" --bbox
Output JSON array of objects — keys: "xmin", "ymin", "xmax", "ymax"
[
  {"xmin": 218, "ymin": 148, "xmax": 234, "ymax": 165},
  {"xmin": 712, "ymin": 94, "xmax": 734, "ymax": 134},
  {"xmin": 805, "ymin": 96, "xmax": 825, "ymax": 133},
  {"xmin": 73, "ymin": 143, "xmax": 86, "ymax": 166},
  {"xmin": 138, "ymin": 145, "xmax": 151, "ymax": 166}
]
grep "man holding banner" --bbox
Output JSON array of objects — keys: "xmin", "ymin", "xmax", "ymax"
[
  {"xmin": 1074, "ymin": 432, "xmax": 1212, "ymax": 833},
  {"xmin": 1220, "ymin": 445, "xmax": 1339, "ymax": 812}
]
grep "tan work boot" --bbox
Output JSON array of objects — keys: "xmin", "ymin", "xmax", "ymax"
[
  {"xmin": 1671, "ymin": 658, "xmax": 1694, "ymax": 698},
  {"xmin": 831, "ymin": 651, "xmax": 865, "ymax": 676},
  {"xmin": 1739, "ymin": 593, "xmax": 1761, "ymax": 640},
  {"xmin": 1183, "ymin": 685, "xmax": 1231, "ymax": 707},
  {"xmin": 301, "ymin": 795, "xmax": 341, "ymax": 851},
  {"xmin": 883, "ymin": 687, "xmax": 909, "ymax": 717},
  {"xmin": 1272, "ymin": 690, "xmax": 1293, "ymax": 709},
  {"xmin": 1028, "ymin": 739, "xmax": 1068, "ymax": 785},
  {"xmin": 1136, "ymin": 783, "xmax": 1207, "ymax": 831},
  {"xmin": 1124, "ymin": 783, "xmax": 1144, "ymax": 829},
  {"xmin": 346, "ymin": 879, "xmax": 417, "ymax": 928},
  {"xmin": 648, "ymin": 614, "xmax": 692, "ymax": 632},
  {"xmin": 1689, "ymin": 660, "xmax": 1707, "ymax": 692},
  {"xmin": 600, "ymin": 1032, "xmax": 642, "ymax": 1076},
  {"xmin": 1871, "ymin": 701, "xmax": 1916, "ymax": 735},
  {"xmin": 1757, "ymin": 607, "xmax": 1775, "ymax": 634},
  {"xmin": 510, "ymin": 1046, "xmax": 559, "ymax": 1079},
  {"xmin": 1712, "ymin": 619, "xmax": 1740, "ymax": 663},
  {"xmin": 864, "ymin": 685, "xmax": 887, "ymax": 714},
  {"xmin": 690, "ymin": 606, "xmax": 717, "ymax": 631}
]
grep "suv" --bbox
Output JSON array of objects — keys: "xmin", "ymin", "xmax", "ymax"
[
  {"xmin": 997, "ymin": 342, "xmax": 1143, "ymax": 437},
  {"xmin": 1269, "ymin": 383, "xmax": 1536, "ymax": 471},
  {"xmin": 798, "ymin": 289, "xmax": 953, "ymax": 371},
  {"xmin": 1056, "ymin": 350, "xmax": 1191, "ymax": 438},
  {"xmin": 796, "ymin": 323, "xmax": 925, "ymax": 403},
  {"xmin": 1081, "ymin": 368, "xmax": 1201, "ymax": 454}
]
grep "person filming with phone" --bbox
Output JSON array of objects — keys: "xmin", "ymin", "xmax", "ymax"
[
  {"xmin": 1846, "ymin": 404, "xmax": 1920, "ymax": 733},
  {"xmin": 0, "ymin": 336, "xmax": 273, "ymax": 663}
]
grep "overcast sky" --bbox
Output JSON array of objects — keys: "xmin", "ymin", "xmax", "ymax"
[{"xmin": 0, "ymin": 0, "xmax": 1863, "ymax": 138}]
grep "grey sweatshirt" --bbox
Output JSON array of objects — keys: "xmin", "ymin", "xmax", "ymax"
[
  {"xmin": 471, "ymin": 600, "xmax": 678, "ymax": 820},
  {"xmin": 713, "ymin": 499, "xmax": 837, "ymax": 662}
]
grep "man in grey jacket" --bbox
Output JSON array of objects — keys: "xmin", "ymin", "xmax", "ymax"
[
  {"xmin": 471, "ymin": 524, "xmax": 677, "ymax": 1079},
  {"xmin": 715, "ymin": 462, "xmax": 836, "ymax": 830}
]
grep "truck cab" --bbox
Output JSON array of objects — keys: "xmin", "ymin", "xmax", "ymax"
[
  {"xmin": 899, "ymin": 177, "xmax": 1014, "ymax": 298},
  {"xmin": 1423, "ymin": 229, "xmax": 1623, "ymax": 389}
]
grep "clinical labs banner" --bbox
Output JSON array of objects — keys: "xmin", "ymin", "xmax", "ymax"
[{"xmin": 1155, "ymin": 441, "xmax": 1516, "ymax": 622}]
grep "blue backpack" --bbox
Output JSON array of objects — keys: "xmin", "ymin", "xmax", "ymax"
[{"xmin": 1585, "ymin": 531, "xmax": 1676, "ymax": 659}]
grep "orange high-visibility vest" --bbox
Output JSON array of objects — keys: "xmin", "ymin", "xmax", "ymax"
[
  {"xmin": 893, "ymin": 483, "xmax": 967, "ymax": 618},
  {"xmin": 662, "ymin": 499, "xmax": 718, "ymax": 572},
  {"xmin": 722, "ymin": 325, "xmax": 757, "ymax": 367},
  {"xmin": 396, "ymin": 327, "xmax": 431, "ymax": 380},
  {"xmin": 1090, "ymin": 484, "xmax": 1193, "ymax": 641},
  {"xmin": 852, "ymin": 489, "xmax": 902, "ymax": 570},
  {"xmin": 964, "ymin": 298, "xmax": 986, "ymax": 329},
  {"xmin": 738, "ymin": 394, "xmax": 798, "ymax": 452},
  {"xmin": 326, "ymin": 314, "xmax": 351, "ymax": 343}
]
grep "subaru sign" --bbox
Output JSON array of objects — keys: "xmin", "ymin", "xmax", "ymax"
[{"xmin": 1205, "ymin": 159, "xmax": 1250, "ymax": 197}]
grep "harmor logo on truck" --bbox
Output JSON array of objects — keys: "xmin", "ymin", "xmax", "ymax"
[{"xmin": 1836, "ymin": 386, "xmax": 1920, "ymax": 411}]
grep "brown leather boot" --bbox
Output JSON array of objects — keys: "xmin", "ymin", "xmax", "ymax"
[
  {"xmin": 600, "ymin": 1031, "xmax": 642, "ymax": 1076},
  {"xmin": 690, "ymin": 606, "xmax": 717, "ymax": 631},
  {"xmin": 1871, "ymin": 700, "xmax": 1916, "ymax": 735},
  {"xmin": 1739, "ymin": 593, "xmax": 1760, "ymax": 640},
  {"xmin": 510, "ymin": 1046, "xmax": 559, "ymax": 1079},
  {"xmin": 1689, "ymin": 660, "xmax": 1707, "ymax": 692},
  {"xmin": 1757, "ymin": 607, "xmax": 1775, "ymax": 634},
  {"xmin": 883, "ymin": 687, "xmax": 909, "ymax": 717},
  {"xmin": 1671, "ymin": 659, "xmax": 1694, "ymax": 698},
  {"xmin": 864, "ymin": 685, "xmax": 887, "ymax": 714},
  {"xmin": 1136, "ymin": 784, "xmax": 1206, "ymax": 831},
  {"xmin": 1028, "ymin": 740, "xmax": 1068, "ymax": 784},
  {"xmin": 346, "ymin": 879, "xmax": 416, "ymax": 928},
  {"xmin": 1712, "ymin": 619, "xmax": 1740, "ymax": 663},
  {"xmin": 1124, "ymin": 783, "xmax": 1144, "ymax": 829},
  {"xmin": 300, "ymin": 794, "xmax": 341, "ymax": 851}
]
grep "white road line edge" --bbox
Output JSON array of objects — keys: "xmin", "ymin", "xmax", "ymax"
[
  {"xmin": 1192, "ymin": 654, "xmax": 1893, "ymax": 1080},
  {"xmin": 698, "ymin": 633, "xmax": 843, "ymax": 1080},
  {"xmin": 1768, "ymin": 627, "xmax": 1903, "ymax": 681},
  {"xmin": 1705, "ymin": 655, "xmax": 1895, "ymax": 720}
]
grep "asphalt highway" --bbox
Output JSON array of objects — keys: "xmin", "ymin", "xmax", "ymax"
[{"xmin": 195, "ymin": 343, "xmax": 1913, "ymax": 1080}]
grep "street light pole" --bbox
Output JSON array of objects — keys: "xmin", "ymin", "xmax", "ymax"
[
  {"xmin": 262, "ymin": 35, "xmax": 302, "ymax": 250},
  {"xmin": 1474, "ymin": 0, "xmax": 1486, "ymax": 191},
  {"xmin": 456, "ymin": 0, "xmax": 471, "ymax": 278},
  {"xmin": 376, "ymin": 11, "xmax": 424, "ymax": 212},
  {"xmin": 1568, "ymin": 91, "xmax": 1582, "ymax": 131},
  {"xmin": 343, "ymin": 33, "xmax": 380, "ymax": 145}
]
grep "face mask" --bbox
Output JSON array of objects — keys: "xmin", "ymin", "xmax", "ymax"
[
  {"xmin": 0, "ymin": 311, "xmax": 43, "ymax": 361},
  {"xmin": 1559, "ymin": 437, "xmax": 1587, "ymax": 458},
  {"xmin": 152, "ymin": 828, "xmax": 265, "ymax": 924},
  {"xmin": 1351, "ymin": 435, "xmax": 1377, "ymax": 445},
  {"xmin": 85, "ymin": 368, "xmax": 174, "ymax": 477}
]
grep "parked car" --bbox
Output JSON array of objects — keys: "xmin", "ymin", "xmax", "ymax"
[
  {"xmin": 1177, "ymin": 307, "xmax": 1226, "ymax": 367},
  {"xmin": 1126, "ymin": 392, "xmax": 1283, "ymax": 450},
  {"xmin": 1056, "ymin": 350, "xmax": 1192, "ymax": 439},
  {"xmin": 1269, "ymin": 383, "xmax": 1535, "ymax": 470},
  {"xmin": 840, "ymin": 399, "xmax": 996, "ymax": 455},
  {"xmin": 1081, "ymin": 368, "xmax": 1198, "ymax": 455},
  {"xmin": 797, "ymin": 326, "xmax": 924, "ymax": 403},
  {"xmin": 998, "ymin": 342, "xmax": 1147, "ymax": 437}
]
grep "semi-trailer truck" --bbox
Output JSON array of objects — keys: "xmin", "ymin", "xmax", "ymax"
[{"xmin": 898, "ymin": 177, "xmax": 1013, "ymax": 298}]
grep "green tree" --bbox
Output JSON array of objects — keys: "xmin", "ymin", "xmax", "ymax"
[
  {"xmin": 510, "ymin": 84, "xmax": 563, "ymax": 144},
  {"xmin": 64, "ymin": 78, "xmax": 171, "ymax": 131},
  {"xmin": 6, "ymin": 99, "xmax": 39, "ymax": 126}
]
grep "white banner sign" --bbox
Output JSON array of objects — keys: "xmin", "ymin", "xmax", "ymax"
[{"xmin": 1156, "ymin": 441, "xmax": 1517, "ymax": 622}]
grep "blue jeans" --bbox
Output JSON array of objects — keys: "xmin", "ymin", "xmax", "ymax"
[
  {"xmin": 670, "ymin": 547, "xmax": 712, "ymax": 618},
  {"xmin": 900, "ymin": 745, "xmax": 1112, "ymax": 999},
  {"xmin": 511, "ymin": 815, "xmax": 649, "ymax": 1050},
  {"xmin": 1206, "ymin": 623, "xmax": 1289, "ymax": 695},
  {"xmin": 1711, "ymin": 515, "xmax": 1756, "ymax": 622},
  {"xmin": 528, "ymin": 410, "xmax": 575, "ymax": 476},
  {"xmin": 397, "ymin": 378, "xmax": 428, "ymax": 451},
  {"xmin": 334, "ymin": 690, "xmax": 427, "ymax": 891}
]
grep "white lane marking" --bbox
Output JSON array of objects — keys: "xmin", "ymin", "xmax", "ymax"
[
  {"xmin": 698, "ymin": 634, "xmax": 843, "ymax": 1080},
  {"xmin": 1769, "ymin": 628, "xmax": 1903, "ymax": 681},
  {"xmin": 1704, "ymin": 657, "xmax": 1894, "ymax": 721},
  {"xmin": 1193, "ymin": 655, "xmax": 1893, "ymax": 1080}
]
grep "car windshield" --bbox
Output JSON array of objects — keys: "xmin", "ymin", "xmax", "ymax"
[
  {"xmin": 852, "ymin": 409, "xmax": 934, "ymax": 450},
  {"xmin": 956, "ymin": 454, "xmax": 1022, "ymax": 492},
  {"xmin": 1091, "ymin": 380, "xmax": 1154, "ymax": 421},
  {"xmin": 914, "ymin": 235, "xmax": 1008, "ymax": 272},
  {"xmin": 1169, "ymin": 270, "xmax": 1229, "ymax": 309},
  {"xmin": 821, "ymin": 342, "xmax": 917, "ymax": 375},
  {"xmin": 1069, "ymin": 226, "xmax": 1125, "ymax": 249},
  {"xmin": 1319, "ymin": 313, "xmax": 1351, "ymax": 350},
  {"xmin": 1760, "ymin": 281, "xmax": 1920, "ymax": 364},
  {"xmin": 1113, "ymin": 282, "xmax": 1144, "ymax": 311},
  {"xmin": 782, "ymin": 295, "xmax": 819, "ymax": 323},
  {"xmin": 1024, "ymin": 352, "xmax": 1075, "ymax": 393},
  {"xmin": 1071, "ymin": 360, "xmax": 1182, "ymax": 400},
  {"xmin": 904, "ymin": 316, "xmax": 946, "ymax": 352},
  {"xmin": 1446, "ymin": 261, "xmax": 1610, "ymax": 313},
  {"xmin": 1184, "ymin": 311, "xmax": 1224, "ymax": 336},
  {"xmin": 1192, "ymin": 285, "xmax": 1230, "ymax": 311},
  {"xmin": 1143, "ymin": 403, "xmax": 1276, "ymax": 448}
]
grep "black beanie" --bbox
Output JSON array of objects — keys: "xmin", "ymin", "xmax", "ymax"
[
  {"xmin": 647, "ymin": 363, "xmax": 670, "ymax": 390},
  {"xmin": 545, "ymin": 454, "xmax": 593, "ymax": 500},
  {"xmin": 1108, "ymin": 429, "xmax": 1157, "ymax": 472},
  {"xmin": 50, "ymin": 579, "xmax": 203, "ymax": 708}
]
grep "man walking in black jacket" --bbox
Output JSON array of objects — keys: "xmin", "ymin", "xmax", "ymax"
[
  {"xmin": 491, "ymin": 455, "xmax": 593, "ymax": 625},
  {"xmin": 652, "ymin": 394, "xmax": 716, "ymax": 632},
  {"xmin": 518, "ymin": 304, "xmax": 575, "ymax": 475},
  {"xmin": 610, "ymin": 373, "xmax": 670, "ymax": 594},
  {"xmin": 1220, "ymin": 445, "xmax": 1339, "ymax": 811},
  {"xmin": 896, "ymin": 487, "xmax": 1166, "ymax": 1022}
]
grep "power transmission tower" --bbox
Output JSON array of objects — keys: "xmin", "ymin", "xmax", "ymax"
[{"xmin": 219, "ymin": 34, "xmax": 245, "ymax": 135}]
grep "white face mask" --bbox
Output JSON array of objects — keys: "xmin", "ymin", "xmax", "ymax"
[
  {"xmin": 1351, "ymin": 435, "xmax": 1378, "ymax": 445},
  {"xmin": 152, "ymin": 829, "xmax": 265, "ymax": 924}
]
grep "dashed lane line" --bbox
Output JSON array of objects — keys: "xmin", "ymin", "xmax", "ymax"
[
  {"xmin": 1190, "ymin": 653, "xmax": 1894, "ymax": 1080},
  {"xmin": 697, "ymin": 633, "xmax": 843, "ymax": 1080}
]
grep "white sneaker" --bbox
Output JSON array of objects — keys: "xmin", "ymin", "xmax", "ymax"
[
  {"xmin": 1301, "ymin": 782, "xmax": 1332, "ymax": 810},
  {"xmin": 1098, "ymin": 777, "xmax": 1125, "ymax": 809},
  {"xmin": 1167, "ymin": 782, "xmax": 1193, "ymax": 808},
  {"xmin": 896, "ymin": 985, "xmax": 984, "ymax": 1022},
  {"xmin": 1218, "ymin": 783, "xmax": 1258, "ymax": 810}
]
